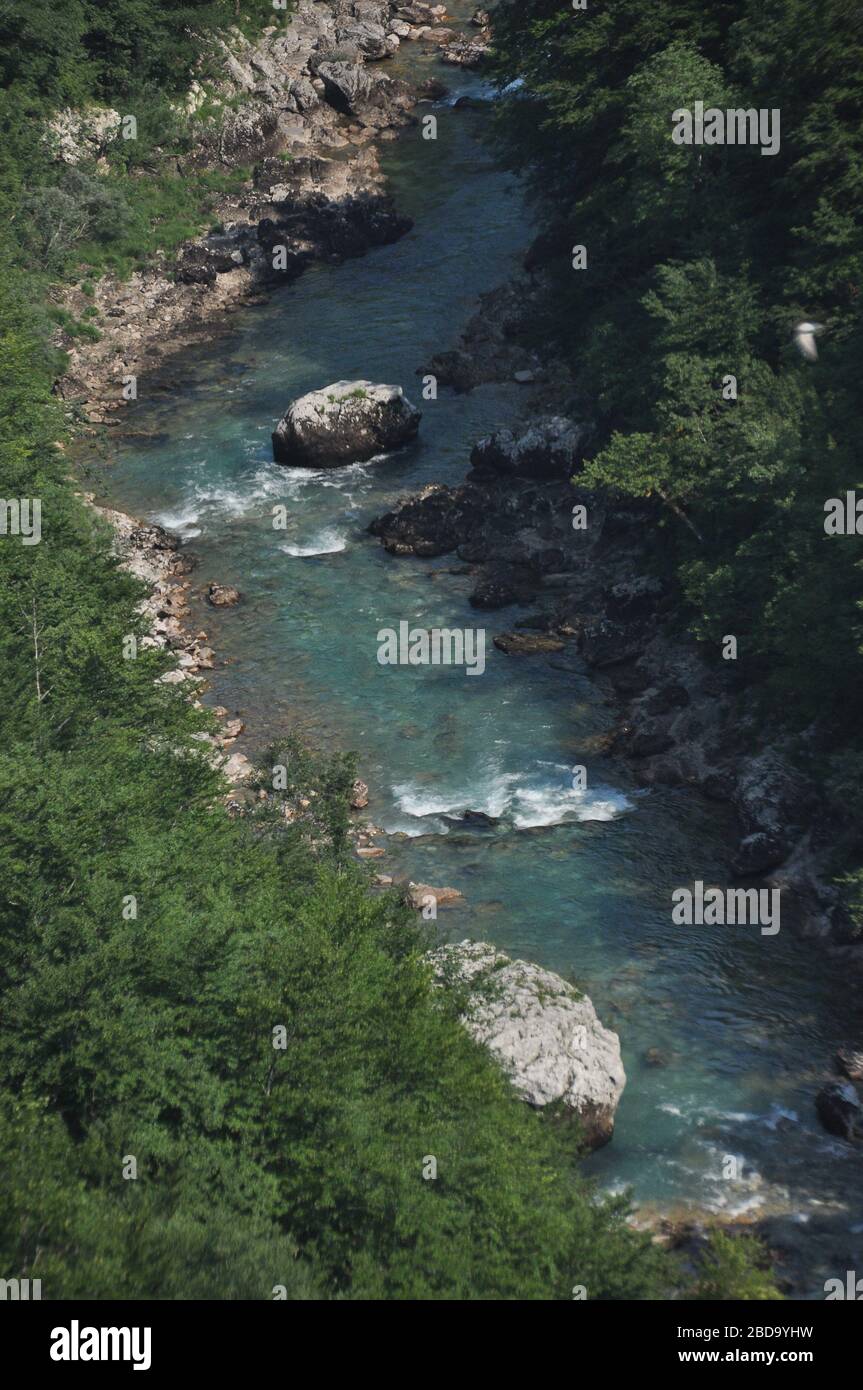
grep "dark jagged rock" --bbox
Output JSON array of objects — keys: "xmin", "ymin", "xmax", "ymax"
[
  {"xmin": 731, "ymin": 753, "xmax": 818, "ymax": 876},
  {"xmin": 470, "ymin": 417, "xmax": 589, "ymax": 480},
  {"xmin": 253, "ymin": 151, "xmax": 413, "ymax": 276},
  {"xmin": 317, "ymin": 60, "xmax": 377, "ymax": 113},
  {"xmin": 421, "ymin": 279, "xmax": 543, "ymax": 391},
  {"xmin": 607, "ymin": 575, "xmax": 664, "ymax": 618},
  {"xmin": 836, "ymin": 1045, "xmax": 863, "ymax": 1082},
  {"xmin": 623, "ymin": 726, "xmax": 676, "ymax": 758},
  {"xmin": 642, "ymin": 682, "xmax": 690, "ymax": 717},
  {"xmin": 333, "ymin": 19, "xmax": 392, "ymax": 59},
  {"xmin": 579, "ymin": 618, "xmax": 645, "ymax": 670},
  {"xmin": 816, "ymin": 1081, "xmax": 861, "ymax": 1140},
  {"xmin": 441, "ymin": 809, "xmax": 499, "ymax": 829},
  {"xmin": 470, "ymin": 565, "xmax": 540, "ymax": 609},
  {"xmin": 369, "ymin": 480, "xmax": 489, "ymax": 556},
  {"xmin": 494, "ymin": 632, "xmax": 566, "ymax": 655}
]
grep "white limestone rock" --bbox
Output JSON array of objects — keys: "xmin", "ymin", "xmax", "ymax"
[
  {"xmin": 429, "ymin": 940, "xmax": 626, "ymax": 1147},
  {"xmin": 272, "ymin": 379, "xmax": 421, "ymax": 466}
]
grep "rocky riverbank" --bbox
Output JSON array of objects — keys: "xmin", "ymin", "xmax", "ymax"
[
  {"xmin": 90, "ymin": 495, "xmax": 388, "ymax": 835},
  {"xmin": 56, "ymin": 1, "xmax": 471, "ymax": 425},
  {"xmin": 67, "ymin": 4, "xmax": 479, "ymax": 789},
  {"xmin": 367, "ymin": 259, "xmax": 863, "ymax": 1213},
  {"xmin": 88, "ymin": 499, "xmax": 254, "ymax": 785},
  {"xmin": 371, "ymin": 271, "xmax": 860, "ymax": 961},
  {"xmin": 63, "ymin": 2, "xmax": 479, "ymax": 806}
]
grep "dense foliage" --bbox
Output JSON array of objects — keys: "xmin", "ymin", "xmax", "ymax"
[
  {"xmin": 693, "ymin": 1231, "xmax": 784, "ymax": 1301},
  {"xmin": 0, "ymin": 0, "xmax": 279, "ymax": 106},
  {"xmin": 0, "ymin": 0, "xmax": 280, "ymax": 288},
  {"xmin": 0, "ymin": 0, "xmax": 693, "ymax": 1301},
  {"xmin": 490, "ymin": 0, "xmax": 863, "ymax": 907},
  {"xmin": 0, "ymin": 258, "xmax": 685, "ymax": 1299}
]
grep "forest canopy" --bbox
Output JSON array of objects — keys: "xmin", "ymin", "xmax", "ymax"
[
  {"xmin": 489, "ymin": 0, "xmax": 863, "ymax": 914},
  {"xmin": 0, "ymin": 0, "xmax": 685, "ymax": 1301}
]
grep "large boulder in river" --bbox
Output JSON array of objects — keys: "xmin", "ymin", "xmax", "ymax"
[
  {"xmin": 429, "ymin": 940, "xmax": 626, "ymax": 1148},
  {"xmin": 272, "ymin": 381, "xmax": 421, "ymax": 467}
]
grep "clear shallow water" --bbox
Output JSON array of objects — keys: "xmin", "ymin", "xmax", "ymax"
[{"xmin": 97, "ymin": 19, "xmax": 863, "ymax": 1293}]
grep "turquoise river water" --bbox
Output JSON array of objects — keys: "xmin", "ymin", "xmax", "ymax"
[{"xmin": 95, "ymin": 14, "xmax": 862, "ymax": 1295}]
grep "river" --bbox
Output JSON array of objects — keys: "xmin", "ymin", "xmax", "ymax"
[{"xmin": 96, "ymin": 7, "xmax": 863, "ymax": 1296}]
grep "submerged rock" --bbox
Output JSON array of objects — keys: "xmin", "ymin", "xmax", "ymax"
[
  {"xmin": 407, "ymin": 882, "xmax": 463, "ymax": 909},
  {"xmin": 493, "ymin": 631, "xmax": 566, "ymax": 655},
  {"xmin": 206, "ymin": 582, "xmax": 241, "ymax": 607},
  {"xmin": 429, "ymin": 940, "xmax": 626, "ymax": 1147},
  {"xmin": 815, "ymin": 1081, "xmax": 861, "ymax": 1140},
  {"xmin": 272, "ymin": 380, "xmax": 421, "ymax": 466},
  {"xmin": 643, "ymin": 1047, "xmax": 670, "ymax": 1068},
  {"xmin": 439, "ymin": 35, "xmax": 490, "ymax": 67},
  {"xmin": 441, "ymin": 808, "xmax": 499, "ymax": 829},
  {"xmin": 470, "ymin": 564, "xmax": 540, "ymax": 610}
]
